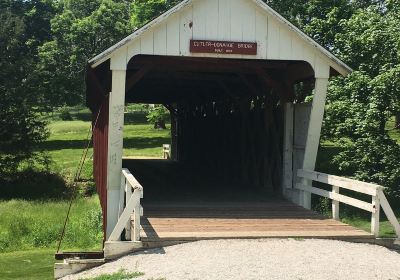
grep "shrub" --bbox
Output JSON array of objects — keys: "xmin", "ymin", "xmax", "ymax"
[
  {"xmin": 146, "ymin": 105, "xmax": 169, "ymax": 129},
  {"xmin": 59, "ymin": 107, "xmax": 73, "ymax": 121}
]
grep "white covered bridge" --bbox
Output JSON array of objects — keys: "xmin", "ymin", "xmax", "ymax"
[{"xmin": 55, "ymin": 0, "xmax": 400, "ymax": 277}]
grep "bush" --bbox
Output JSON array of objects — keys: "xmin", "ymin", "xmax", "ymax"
[
  {"xmin": 59, "ymin": 107, "xmax": 73, "ymax": 121},
  {"xmin": 146, "ymin": 105, "xmax": 169, "ymax": 129}
]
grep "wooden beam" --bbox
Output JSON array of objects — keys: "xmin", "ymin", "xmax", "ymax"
[
  {"xmin": 128, "ymin": 55, "xmax": 288, "ymax": 71},
  {"xmin": 297, "ymin": 169, "xmax": 382, "ymax": 196},
  {"xmin": 237, "ymin": 73, "xmax": 260, "ymax": 96},
  {"xmin": 87, "ymin": 67, "xmax": 108, "ymax": 96},
  {"xmin": 295, "ymin": 184, "xmax": 375, "ymax": 213},
  {"xmin": 254, "ymin": 68, "xmax": 281, "ymax": 90},
  {"xmin": 125, "ymin": 66, "xmax": 151, "ymax": 92}
]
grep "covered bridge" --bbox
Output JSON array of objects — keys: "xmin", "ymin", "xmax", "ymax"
[{"xmin": 84, "ymin": 0, "xmax": 400, "ymax": 258}]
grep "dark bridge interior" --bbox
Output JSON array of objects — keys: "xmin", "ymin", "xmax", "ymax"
[{"xmin": 88, "ymin": 55, "xmax": 317, "ymax": 202}]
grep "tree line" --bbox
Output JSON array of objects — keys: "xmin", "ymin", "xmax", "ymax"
[{"xmin": 0, "ymin": 0, "xmax": 399, "ymax": 200}]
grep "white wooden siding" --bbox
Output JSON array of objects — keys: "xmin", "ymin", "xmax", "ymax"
[{"xmin": 111, "ymin": 0, "xmax": 338, "ymax": 76}]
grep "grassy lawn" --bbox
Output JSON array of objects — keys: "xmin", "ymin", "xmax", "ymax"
[
  {"xmin": 0, "ymin": 109, "xmax": 171, "ymax": 279},
  {"xmin": 0, "ymin": 196, "xmax": 103, "ymax": 253},
  {"xmin": 0, "ymin": 249, "xmax": 55, "ymax": 280},
  {"xmin": 45, "ymin": 119, "xmax": 171, "ymax": 179}
]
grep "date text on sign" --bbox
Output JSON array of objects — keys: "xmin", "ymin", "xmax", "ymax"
[{"xmin": 190, "ymin": 40, "xmax": 257, "ymax": 55}]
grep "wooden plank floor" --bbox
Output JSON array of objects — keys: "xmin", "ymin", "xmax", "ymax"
[{"xmin": 138, "ymin": 201, "xmax": 373, "ymax": 241}]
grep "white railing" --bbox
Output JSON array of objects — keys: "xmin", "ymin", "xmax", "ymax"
[
  {"xmin": 163, "ymin": 144, "xmax": 171, "ymax": 159},
  {"xmin": 108, "ymin": 168, "xmax": 143, "ymax": 242},
  {"xmin": 296, "ymin": 169, "xmax": 400, "ymax": 238}
]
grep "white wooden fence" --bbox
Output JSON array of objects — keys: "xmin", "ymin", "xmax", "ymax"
[
  {"xmin": 108, "ymin": 168, "xmax": 143, "ymax": 242},
  {"xmin": 163, "ymin": 144, "xmax": 171, "ymax": 159},
  {"xmin": 296, "ymin": 169, "xmax": 400, "ymax": 238}
]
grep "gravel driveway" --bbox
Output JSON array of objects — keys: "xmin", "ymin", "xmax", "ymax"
[{"xmin": 62, "ymin": 239, "xmax": 400, "ymax": 280}]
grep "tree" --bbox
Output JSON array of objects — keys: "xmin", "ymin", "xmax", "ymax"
[
  {"xmin": 268, "ymin": 0, "xmax": 400, "ymax": 199},
  {"xmin": 131, "ymin": 0, "xmax": 181, "ymax": 27},
  {"xmin": 0, "ymin": 0, "xmax": 54, "ymax": 176},
  {"xmin": 322, "ymin": 1, "xmax": 400, "ymax": 199},
  {"xmin": 146, "ymin": 105, "xmax": 169, "ymax": 129},
  {"xmin": 38, "ymin": 0, "xmax": 133, "ymax": 107}
]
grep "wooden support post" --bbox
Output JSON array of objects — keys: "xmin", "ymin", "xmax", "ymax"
[
  {"xmin": 106, "ymin": 54, "xmax": 127, "ymax": 239},
  {"xmin": 133, "ymin": 201, "xmax": 141, "ymax": 242},
  {"xmin": 118, "ymin": 174, "xmax": 125, "ymax": 218},
  {"xmin": 125, "ymin": 183, "xmax": 132, "ymax": 240},
  {"xmin": 301, "ymin": 77, "xmax": 329, "ymax": 209},
  {"xmin": 371, "ymin": 193, "xmax": 380, "ymax": 237},
  {"xmin": 332, "ymin": 186, "xmax": 340, "ymax": 221},
  {"xmin": 282, "ymin": 103, "xmax": 293, "ymax": 190}
]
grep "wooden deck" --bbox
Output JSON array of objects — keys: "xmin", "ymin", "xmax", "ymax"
[{"xmin": 138, "ymin": 201, "xmax": 373, "ymax": 242}]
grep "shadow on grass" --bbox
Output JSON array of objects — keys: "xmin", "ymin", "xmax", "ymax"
[
  {"xmin": 0, "ymin": 170, "xmax": 70, "ymax": 200},
  {"xmin": 39, "ymin": 137, "xmax": 171, "ymax": 151},
  {"xmin": 72, "ymin": 111, "xmax": 149, "ymax": 125}
]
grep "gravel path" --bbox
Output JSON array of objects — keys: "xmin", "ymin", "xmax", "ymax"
[{"xmin": 62, "ymin": 239, "xmax": 400, "ymax": 280}]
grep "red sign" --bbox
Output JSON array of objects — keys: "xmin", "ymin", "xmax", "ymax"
[{"xmin": 190, "ymin": 40, "xmax": 257, "ymax": 55}]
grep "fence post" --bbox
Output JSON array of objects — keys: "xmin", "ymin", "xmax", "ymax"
[
  {"xmin": 133, "ymin": 191, "xmax": 141, "ymax": 242},
  {"xmin": 124, "ymin": 182, "xmax": 133, "ymax": 240},
  {"xmin": 118, "ymin": 173, "xmax": 125, "ymax": 218},
  {"xmin": 371, "ymin": 193, "xmax": 380, "ymax": 237},
  {"xmin": 332, "ymin": 186, "xmax": 340, "ymax": 221}
]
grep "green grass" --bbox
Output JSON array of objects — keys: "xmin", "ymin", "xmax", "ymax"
[
  {"xmin": 0, "ymin": 111, "xmax": 171, "ymax": 279},
  {"xmin": 342, "ymin": 218, "xmax": 399, "ymax": 238},
  {"xmin": 80, "ymin": 269, "xmax": 144, "ymax": 280},
  {"xmin": 44, "ymin": 120, "xmax": 171, "ymax": 180},
  {"xmin": 0, "ymin": 249, "xmax": 55, "ymax": 280},
  {"xmin": 0, "ymin": 196, "xmax": 103, "ymax": 253}
]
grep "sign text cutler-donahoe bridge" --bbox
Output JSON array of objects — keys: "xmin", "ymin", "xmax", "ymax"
[{"xmin": 190, "ymin": 40, "xmax": 257, "ymax": 55}]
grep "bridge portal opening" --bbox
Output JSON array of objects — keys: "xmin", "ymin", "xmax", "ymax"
[{"xmin": 117, "ymin": 55, "xmax": 315, "ymax": 203}]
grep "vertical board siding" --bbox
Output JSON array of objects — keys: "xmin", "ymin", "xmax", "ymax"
[
  {"xmin": 166, "ymin": 13, "xmax": 180, "ymax": 55},
  {"xmin": 255, "ymin": 10, "xmax": 268, "ymax": 59},
  {"xmin": 179, "ymin": 5, "xmax": 193, "ymax": 55},
  {"xmin": 279, "ymin": 28, "xmax": 292, "ymax": 60},
  {"xmin": 291, "ymin": 38, "xmax": 304, "ymax": 61},
  {"xmin": 154, "ymin": 25, "xmax": 167, "ymax": 55},
  {"xmin": 241, "ymin": 0, "xmax": 257, "ymax": 59},
  {"xmin": 192, "ymin": 0, "xmax": 206, "ymax": 39},
  {"xmin": 204, "ymin": 0, "xmax": 219, "ymax": 40},
  {"xmin": 230, "ymin": 0, "xmax": 244, "ymax": 42},
  {"xmin": 92, "ymin": 97, "xmax": 109, "ymax": 240},
  {"xmin": 267, "ymin": 17, "xmax": 280, "ymax": 59},
  {"xmin": 127, "ymin": 40, "xmax": 141, "ymax": 62},
  {"xmin": 123, "ymin": 0, "xmax": 324, "ymax": 70},
  {"xmin": 302, "ymin": 45, "xmax": 316, "ymax": 73},
  {"xmin": 218, "ymin": 0, "xmax": 231, "ymax": 41},
  {"xmin": 140, "ymin": 31, "xmax": 154, "ymax": 55}
]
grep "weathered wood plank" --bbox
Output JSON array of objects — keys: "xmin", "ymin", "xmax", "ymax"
[
  {"xmin": 297, "ymin": 169, "xmax": 382, "ymax": 196},
  {"xmin": 295, "ymin": 183, "xmax": 375, "ymax": 213},
  {"xmin": 139, "ymin": 202, "xmax": 372, "ymax": 242},
  {"xmin": 371, "ymin": 193, "xmax": 380, "ymax": 237},
  {"xmin": 332, "ymin": 185, "xmax": 340, "ymax": 221}
]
